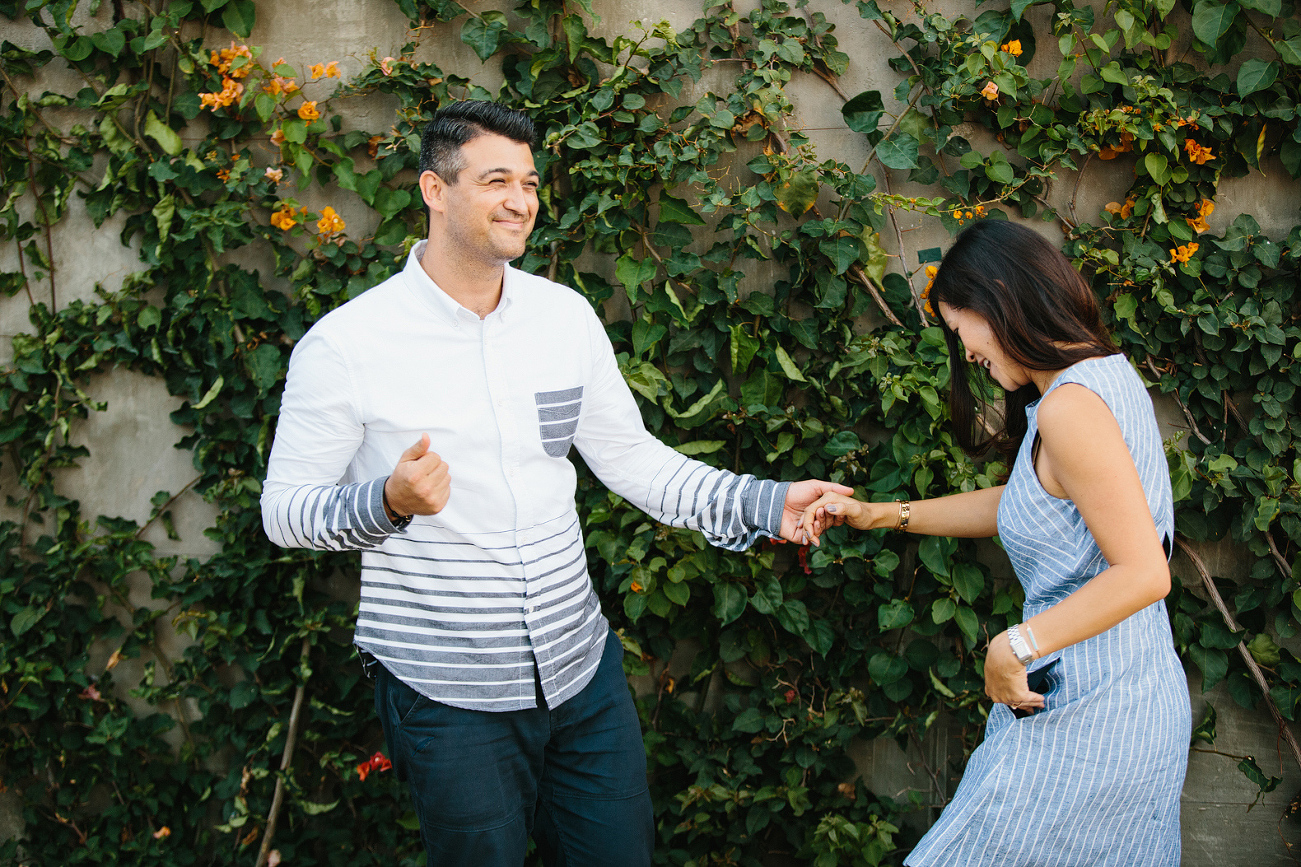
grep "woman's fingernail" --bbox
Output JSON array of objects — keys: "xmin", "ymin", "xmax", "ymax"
[{"xmin": 826, "ymin": 504, "xmax": 839, "ymax": 513}]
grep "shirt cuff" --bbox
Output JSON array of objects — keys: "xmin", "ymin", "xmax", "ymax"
[
  {"xmin": 368, "ymin": 476, "xmax": 408, "ymax": 533},
  {"xmin": 741, "ymin": 478, "xmax": 790, "ymax": 539}
]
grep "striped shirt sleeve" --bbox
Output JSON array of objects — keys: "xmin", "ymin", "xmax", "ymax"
[
  {"xmin": 261, "ymin": 328, "xmax": 401, "ymax": 551},
  {"xmin": 572, "ymin": 307, "xmax": 789, "ymax": 550}
]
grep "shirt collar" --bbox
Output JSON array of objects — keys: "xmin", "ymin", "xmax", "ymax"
[{"xmin": 404, "ymin": 240, "xmax": 516, "ymax": 326}]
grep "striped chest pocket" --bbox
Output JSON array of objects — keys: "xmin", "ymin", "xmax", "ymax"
[{"xmin": 535, "ymin": 387, "xmax": 583, "ymax": 457}]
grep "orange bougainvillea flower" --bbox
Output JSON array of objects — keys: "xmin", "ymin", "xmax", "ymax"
[
  {"xmin": 921, "ymin": 265, "xmax": 938, "ymax": 317},
  {"xmin": 298, "ymin": 101, "xmax": 320, "ymax": 122},
  {"xmin": 1169, "ymin": 242, "xmax": 1199, "ymax": 263},
  {"xmin": 310, "ymin": 61, "xmax": 341, "ymax": 80},
  {"xmin": 1186, "ymin": 198, "xmax": 1215, "ymax": 233},
  {"xmin": 271, "ymin": 205, "xmax": 306, "ymax": 231},
  {"xmin": 153, "ymin": 827, "xmax": 171, "ymax": 840},
  {"xmin": 210, "ymin": 41, "xmax": 254, "ymax": 78},
  {"xmin": 379, "ymin": 56, "xmax": 397, "ymax": 76},
  {"xmin": 1000, "ymin": 39, "xmax": 1022, "ymax": 56},
  {"xmin": 199, "ymin": 76, "xmax": 245, "ymax": 111},
  {"xmin": 630, "ymin": 581, "xmax": 644, "ymax": 593},
  {"xmin": 357, "ymin": 751, "xmax": 393, "ymax": 782},
  {"xmin": 270, "ymin": 128, "xmax": 286, "ymax": 146},
  {"xmin": 265, "ymin": 167, "xmax": 283, "ymax": 184},
  {"xmin": 317, "ymin": 206, "xmax": 345, "ymax": 234},
  {"xmin": 216, "ymin": 168, "xmax": 231, "ymax": 182},
  {"xmin": 980, "ymin": 81, "xmax": 1000, "ymax": 100},
  {"xmin": 1183, "ymin": 139, "xmax": 1215, "ymax": 165}
]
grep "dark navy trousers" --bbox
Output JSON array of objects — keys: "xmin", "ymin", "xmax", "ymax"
[{"xmin": 372, "ymin": 629, "xmax": 654, "ymax": 866}]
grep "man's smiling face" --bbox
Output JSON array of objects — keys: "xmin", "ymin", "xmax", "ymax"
[{"xmin": 431, "ymin": 132, "xmax": 539, "ymax": 267}]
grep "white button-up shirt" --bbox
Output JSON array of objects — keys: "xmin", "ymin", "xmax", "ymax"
[{"xmin": 262, "ymin": 242, "xmax": 789, "ymax": 711}]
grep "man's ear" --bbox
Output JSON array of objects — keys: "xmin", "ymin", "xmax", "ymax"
[{"xmin": 419, "ymin": 170, "xmax": 445, "ymax": 214}]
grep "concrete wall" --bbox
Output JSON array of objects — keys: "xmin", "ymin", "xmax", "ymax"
[{"xmin": 3, "ymin": 0, "xmax": 1300, "ymax": 862}]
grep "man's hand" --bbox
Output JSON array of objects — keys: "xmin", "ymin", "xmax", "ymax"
[
  {"xmin": 780, "ymin": 479, "xmax": 855, "ymax": 543},
  {"xmin": 384, "ymin": 434, "xmax": 451, "ymax": 518}
]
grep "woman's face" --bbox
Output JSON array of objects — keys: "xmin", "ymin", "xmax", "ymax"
[{"xmin": 937, "ymin": 302, "xmax": 1029, "ymax": 392}]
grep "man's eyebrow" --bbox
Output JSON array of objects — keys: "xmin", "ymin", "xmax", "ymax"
[{"xmin": 475, "ymin": 168, "xmax": 542, "ymax": 181}]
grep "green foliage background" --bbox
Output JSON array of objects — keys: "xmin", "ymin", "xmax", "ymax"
[{"xmin": 1, "ymin": 0, "xmax": 1299, "ymax": 863}]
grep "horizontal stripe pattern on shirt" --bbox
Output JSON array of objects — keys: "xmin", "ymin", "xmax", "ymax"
[{"xmin": 262, "ymin": 241, "xmax": 787, "ymax": 711}]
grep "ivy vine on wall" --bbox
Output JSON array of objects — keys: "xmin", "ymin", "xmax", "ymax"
[{"xmin": 1, "ymin": 0, "xmax": 1298, "ymax": 864}]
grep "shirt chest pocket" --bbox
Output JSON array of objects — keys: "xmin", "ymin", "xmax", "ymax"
[{"xmin": 535, "ymin": 387, "xmax": 583, "ymax": 457}]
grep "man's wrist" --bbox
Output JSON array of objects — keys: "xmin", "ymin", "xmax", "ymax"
[{"xmin": 382, "ymin": 479, "xmax": 412, "ymax": 529}]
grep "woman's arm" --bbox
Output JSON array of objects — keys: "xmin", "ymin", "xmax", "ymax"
[
  {"xmin": 800, "ymin": 484, "xmax": 1004, "ymax": 544},
  {"xmin": 985, "ymin": 382, "xmax": 1171, "ymax": 709}
]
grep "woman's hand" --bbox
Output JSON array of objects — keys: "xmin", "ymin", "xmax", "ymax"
[
  {"xmin": 799, "ymin": 493, "xmax": 891, "ymax": 546},
  {"xmin": 985, "ymin": 630, "xmax": 1045, "ymax": 714}
]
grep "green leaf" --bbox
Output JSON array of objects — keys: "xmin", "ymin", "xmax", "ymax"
[
  {"xmin": 192, "ymin": 375, "xmax": 225, "ymax": 410},
  {"xmin": 1010, "ymin": 0, "xmax": 1039, "ymax": 19},
  {"xmin": 773, "ymin": 344, "xmax": 807, "ymax": 382},
  {"xmin": 1238, "ymin": 0, "xmax": 1280, "ymax": 13},
  {"xmin": 1246, "ymin": 633, "xmax": 1281, "ymax": 667},
  {"xmin": 1192, "ymin": 703, "xmax": 1217, "ymax": 744},
  {"xmin": 875, "ymin": 134, "xmax": 919, "ymax": 170},
  {"xmin": 11, "ymin": 606, "xmax": 45, "ymax": 637},
  {"xmin": 733, "ymin": 707, "xmax": 765, "ymax": 733},
  {"xmin": 300, "ymin": 799, "xmax": 340, "ymax": 815},
  {"xmin": 859, "ymin": 230, "xmax": 888, "ymax": 284},
  {"xmin": 91, "ymin": 26, "xmax": 126, "ymax": 58},
  {"xmin": 221, "ymin": 0, "xmax": 256, "ymax": 37},
  {"xmin": 1278, "ymin": 37, "xmax": 1301, "ymax": 67},
  {"xmin": 714, "ymin": 583, "xmax": 747, "ymax": 625},
  {"xmin": 663, "ymin": 581, "xmax": 689, "ymax": 606},
  {"xmin": 1190, "ymin": 0, "xmax": 1239, "ymax": 49},
  {"xmin": 615, "ymin": 254, "xmax": 656, "ymax": 303},
  {"xmin": 820, "ymin": 236, "xmax": 862, "ymax": 275},
  {"xmin": 776, "ymin": 599, "xmax": 810, "ymax": 636},
  {"xmin": 751, "ymin": 573, "xmax": 784, "ymax": 615},
  {"xmin": 986, "ymin": 157, "xmax": 1016, "ymax": 185},
  {"xmin": 674, "ymin": 440, "xmax": 726, "ymax": 456},
  {"xmin": 868, "ymin": 651, "xmax": 908, "ymax": 685},
  {"xmin": 775, "ymin": 168, "xmax": 819, "ymax": 215},
  {"xmin": 1188, "ymin": 643, "xmax": 1228, "ymax": 691},
  {"xmin": 1144, "ymin": 153, "xmax": 1171, "ymax": 185},
  {"xmin": 951, "ymin": 563, "xmax": 985, "ymax": 604},
  {"xmin": 245, "ymin": 344, "xmax": 282, "ymax": 391},
  {"xmin": 657, "ymin": 193, "xmax": 706, "ymax": 225},
  {"xmin": 731, "ymin": 324, "xmax": 760, "ymax": 374},
  {"xmin": 1236, "ymin": 59, "xmax": 1278, "ymax": 97},
  {"xmin": 144, "ymin": 112, "xmax": 183, "ymax": 156},
  {"xmin": 841, "ymin": 89, "xmax": 885, "ymax": 136},
  {"xmin": 138, "ymin": 306, "xmax": 162, "ymax": 330},
  {"xmin": 878, "ymin": 599, "xmax": 914, "ymax": 631},
  {"xmin": 953, "ymin": 605, "xmax": 979, "ymax": 642},
  {"xmin": 932, "ymin": 598, "xmax": 956, "ymax": 623},
  {"xmin": 462, "ymin": 13, "xmax": 507, "ymax": 61}
]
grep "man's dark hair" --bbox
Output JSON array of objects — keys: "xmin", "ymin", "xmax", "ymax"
[
  {"xmin": 418, "ymin": 101, "xmax": 535, "ymax": 184},
  {"xmin": 928, "ymin": 219, "xmax": 1115, "ymax": 459}
]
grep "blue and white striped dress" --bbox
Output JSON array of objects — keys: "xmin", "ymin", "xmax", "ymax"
[{"xmin": 906, "ymin": 354, "xmax": 1191, "ymax": 866}]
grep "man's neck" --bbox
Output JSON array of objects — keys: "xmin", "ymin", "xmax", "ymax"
[{"xmin": 419, "ymin": 240, "xmax": 506, "ymax": 319}]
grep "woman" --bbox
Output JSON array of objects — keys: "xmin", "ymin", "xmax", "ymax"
[{"xmin": 802, "ymin": 220, "xmax": 1190, "ymax": 864}]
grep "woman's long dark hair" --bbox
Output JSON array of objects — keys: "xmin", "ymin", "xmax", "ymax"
[{"xmin": 927, "ymin": 220, "xmax": 1115, "ymax": 459}]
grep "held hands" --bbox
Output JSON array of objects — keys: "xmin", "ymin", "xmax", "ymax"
[
  {"xmin": 798, "ymin": 493, "xmax": 897, "ymax": 546},
  {"xmin": 383, "ymin": 434, "xmax": 451, "ymax": 519},
  {"xmin": 779, "ymin": 480, "xmax": 855, "ymax": 543},
  {"xmin": 984, "ymin": 630, "xmax": 1045, "ymax": 714}
]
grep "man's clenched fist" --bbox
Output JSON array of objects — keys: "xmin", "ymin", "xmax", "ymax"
[{"xmin": 383, "ymin": 434, "xmax": 451, "ymax": 519}]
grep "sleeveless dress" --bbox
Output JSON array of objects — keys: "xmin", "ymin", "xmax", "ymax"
[{"xmin": 905, "ymin": 354, "xmax": 1191, "ymax": 866}]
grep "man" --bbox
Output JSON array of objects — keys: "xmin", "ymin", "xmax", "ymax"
[{"xmin": 261, "ymin": 100, "xmax": 851, "ymax": 867}]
